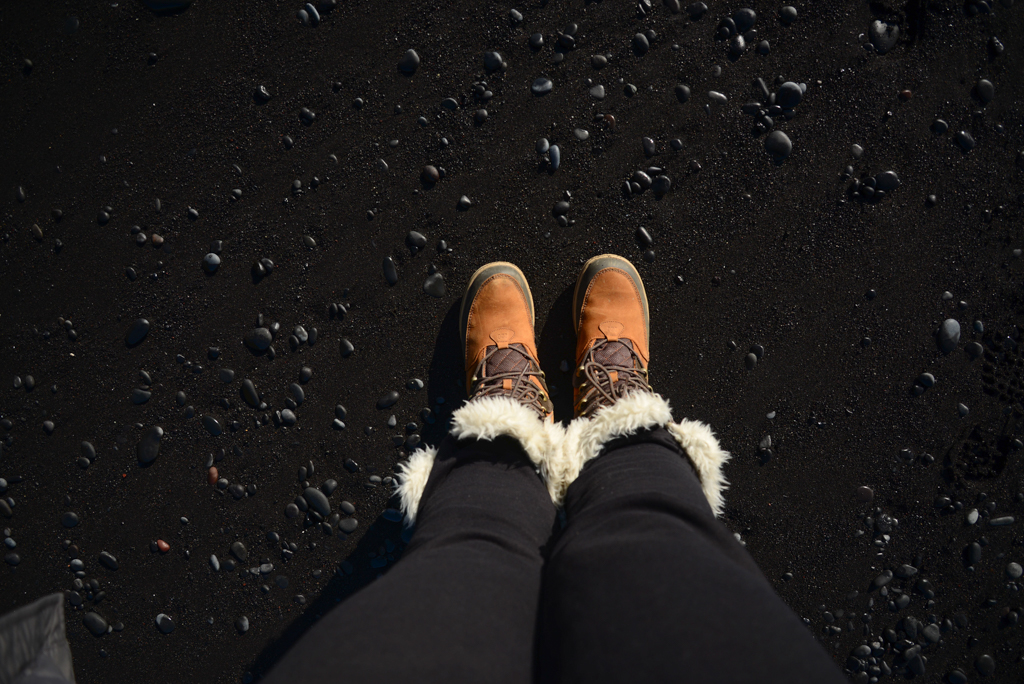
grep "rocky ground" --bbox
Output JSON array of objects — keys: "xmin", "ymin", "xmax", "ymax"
[{"xmin": 2, "ymin": 0, "xmax": 1024, "ymax": 681}]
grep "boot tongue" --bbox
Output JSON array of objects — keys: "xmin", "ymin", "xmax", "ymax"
[
  {"xmin": 484, "ymin": 343, "xmax": 532, "ymax": 377},
  {"xmin": 592, "ymin": 339, "xmax": 635, "ymax": 368}
]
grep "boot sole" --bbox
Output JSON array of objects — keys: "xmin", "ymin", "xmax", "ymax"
[
  {"xmin": 460, "ymin": 261, "xmax": 535, "ymax": 358},
  {"xmin": 572, "ymin": 254, "xmax": 649, "ymax": 337}
]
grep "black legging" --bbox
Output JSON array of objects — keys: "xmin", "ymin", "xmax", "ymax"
[{"xmin": 264, "ymin": 429, "xmax": 846, "ymax": 683}]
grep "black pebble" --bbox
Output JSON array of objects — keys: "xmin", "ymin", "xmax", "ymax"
[
  {"xmin": 383, "ymin": 257, "xmax": 399, "ymax": 285},
  {"xmin": 377, "ymin": 391, "xmax": 400, "ymax": 409},
  {"xmin": 125, "ymin": 319, "xmax": 150, "ymax": 346}
]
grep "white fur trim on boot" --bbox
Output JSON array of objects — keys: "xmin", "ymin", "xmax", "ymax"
[
  {"xmin": 395, "ymin": 446, "xmax": 438, "ymax": 526},
  {"xmin": 450, "ymin": 396, "xmax": 563, "ymax": 473},
  {"xmin": 393, "ymin": 396, "xmax": 563, "ymax": 525},
  {"xmin": 550, "ymin": 393, "xmax": 731, "ymax": 517}
]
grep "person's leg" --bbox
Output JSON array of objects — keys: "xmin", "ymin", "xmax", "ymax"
[
  {"xmin": 266, "ymin": 261, "xmax": 563, "ymax": 683},
  {"xmin": 537, "ymin": 254, "xmax": 845, "ymax": 682},
  {"xmin": 539, "ymin": 423, "xmax": 846, "ymax": 683},
  {"xmin": 264, "ymin": 431, "xmax": 557, "ymax": 684}
]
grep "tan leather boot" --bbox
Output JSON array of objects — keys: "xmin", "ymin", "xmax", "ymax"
[
  {"xmin": 572, "ymin": 254, "xmax": 653, "ymax": 418},
  {"xmin": 460, "ymin": 262, "xmax": 554, "ymax": 421}
]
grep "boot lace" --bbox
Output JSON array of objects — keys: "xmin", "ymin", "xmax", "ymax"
[
  {"xmin": 575, "ymin": 339, "xmax": 651, "ymax": 418},
  {"xmin": 470, "ymin": 344, "xmax": 550, "ymax": 418}
]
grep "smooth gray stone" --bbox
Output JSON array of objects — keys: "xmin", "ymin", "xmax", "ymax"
[
  {"xmin": 483, "ymin": 51, "xmax": 503, "ymax": 71},
  {"xmin": 280, "ymin": 409, "xmax": 297, "ymax": 426},
  {"xmin": 632, "ymin": 33, "xmax": 649, "ymax": 55},
  {"xmin": 289, "ymin": 383, "xmax": 304, "ymax": 405},
  {"xmin": 549, "ymin": 145, "xmax": 561, "ymax": 170},
  {"xmin": 976, "ymin": 78, "xmax": 994, "ymax": 104},
  {"xmin": 335, "ymin": 404, "xmax": 347, "ymax": 419},
  {"xmin": 131, "ymin": 389, "xmax": 152, "ymax": 404},
  {"xmin": 776, "ymin": 81, "xmax": 802, "ymax": 108},
  {"xmin": 592, "ymin": 54, "xmax": 608, "ymax": 69},
  {"xmin": 932, "ymin": 118, "xmax": 948, "ymax": 134},
  {"xmin": 304, "ymin": 487, "xmax": 331, "ymax": 516},
  {"xmin": 652, "ymin": 176, "xmax": 672, "ymax": 195},
  {"xmin": 529, "ymin": 32, "xmax": 544, "ymax": 50},
  {"xmin": 137, "ymin": 426, "xmax": 163, "ymax": 463},
  {"xmin": 377, "ymin": 391, "xmax": 400, "ymax": 409},
  {"xmin": 236, "ymin": 616, "xmax": 249, "ymax": 633},
  {"xmin": 202, "ymin": 415, "xmax": 222, "ymax": 436},
  {"xmin": 244, "ymin": 328, "xmax": 272, "ymax": 351},
  {"xmin": 219, "ymin": 369, "xmax": 235, "ymax": 383},
  {"xmin": 202, "ymin": 253, "xmax": 220, "ymax": 273},
  {"xmin": 780, "ymin": 5, "xmax": 797, "ymax": 24},
  {"xmin": 210, "ymin": 554, "xmax": 220, "ymax": 571},
  {"xmin": 304, "ymin": 3, "xmax": 319, "ymax": 25},
  {"xmin": 869, "ymin": 20, "xmax": 899, "ymax": 54},
  {"xmin": 0, "ymin": 501, "xmax": 12, "ymax": 518},
  {"xmin": 955, "ymin": 130, "xmax": 975, "ymax": 152},
  {"xmin": 424, "ymin": 274, "xmax": 446, "ymax": 298},
  {"xmin": 61, "ymin": 512, "xmax": 79, "ymax": 527},
  {"xmin": 339, "ymin": 339, "xmax": 354, "ymax": 357},
  {"xmin": 708, "ymin": 90, "xmax": 727, "ymax": 104},
  {"xmin": 674, "ymin": 84, "xmax": 690, "ymax": 103},
  {"xmin": 531, "ymin": 78, "xmax": 553, "ymax": 95},
  {"xmin": 398, "ymin": 49, "xmax": 420, "ymax": 74},
  {"xmin": 728, "ymin": 34, "xmax": 746, "ymax": 56},
  {"xmin": 938, "ymin": 319, "xmax": 960, "ymax": 353},
  {"xmin": 84, "ymin": 612, "xmax": 108, "ymax": 636},
  {"xmin": 764, "ymin": 131, "xmax": 792, "ymax": 159},
  {"xmin": 82, "ymin": 441, "xmax": 96, "ymax": 459},
  {"xmin": 642, "ymin": 137, "xmax": 656, "ymax": 157},
  {"xmin": 733, "ymin": 7, "xmax": 756, "ymax": 31},
  {"xmin": 687, "ymin": 1, "xmax": 707, "ymax": 18},
  {"xmin": 339, "ymin": 518, "xmax": 358, "ymax": 533},
  {"xmin": 99, "ymin": 551, "xmax": 118, "ymax": 570},
  {"xmin": 589, "ymin": 85, "xmax": 605, "ymax": 99},
  {"xmin": 230, "ymin": 541, "xmax": 247, "ymax": 561},
  {"xmin": 176, "ymin": 391, "xmax": 186, "ymax": 406},
  {"xmin": 240, "ymin": 379, "xmax": 259, "ymax": 408},
  {"xmin": 536, "ymin": 138, "xmax": 549, "ymax": 154},
  {"xmin": 967, "ymin": 542, "xmax": 982, "ymax": 564},
  {"xmin": 875, "ymin": 171, "xmax": 900, "ymax": 192},
  {"xmin": 294, "ymin": 326, "xmax": 308, "ymax": 343},
  {"xmin": 155, "ymin": 613, "xmax": 174, "ymax": 634},
  {"xmin": 407, "ymin": 231, "xmax": 427, "ymax": 249},
  {"xmin": 125, "ymin": 318, "xmax": 150, "ymax": 346},
  {"xmin": 383, "ymin": 257, "xmax": 398, "ymax": 285}
]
